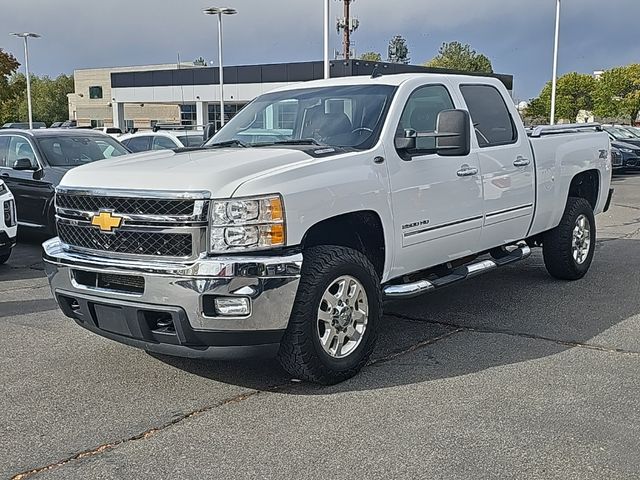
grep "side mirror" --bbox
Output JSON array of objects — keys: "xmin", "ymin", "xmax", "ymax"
[
  {"xmin": 204, "ymin": 123, "xmax": 217, "ymax": 142},
  {"xmin": 13, "ymin": 158, "xmax": 37, "ymax": 171},
  {"xmin": 394, "ymin": 129, "xmax": 417, "ymax": 151},
  {"xmin": 435, "ymin": 109, "xmax": 471, "ymax": 157}
]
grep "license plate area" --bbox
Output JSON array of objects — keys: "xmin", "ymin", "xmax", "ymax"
[{"xmin": 92, "ymin": 304, "xmax": 132, "ymax": 336}]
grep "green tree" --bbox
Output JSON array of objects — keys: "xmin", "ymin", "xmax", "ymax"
[
  {"xmin": 425, "ymin": 41, "xmax": 493, "ymax": 73},
  {"xmin": 2, "ymin": 73, "xmax": 74, "ymax": 126},
  {"xmin": 0, "ymin": 48, "xmax": 20, "ymax": 124},
  {"xmin": 594, "ymin": 64, "xmax": 640, "ymax": 123},
  {"xmin": 359, "ymin": 51, "xmax": 382, "ymax": 62},
  {"xmin": 526, "ymin": 72, "xmax": 597, "ymax": 122},
  {"xmin": 388, "ymin": 35, "xmax": 410, "ymax": 64}
]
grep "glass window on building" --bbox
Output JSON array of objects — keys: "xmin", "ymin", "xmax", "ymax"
[
  {"xmin": 181, "ymin": 105, "xmax": 197, "ymax": 126},
  {"xmin": 90, "ymin": 119, "xmax": 105, "ymax": 128},
  {"xmin": 124, "ymin": 119, "xmax": 135, "ymax": 132},
  {"xmin": 208, "ymin": 103, "xmax": 245, "ymax": 131},
  {"xmin": 89, "ymin": 86, "xmax": 103, "ymax": 99}
]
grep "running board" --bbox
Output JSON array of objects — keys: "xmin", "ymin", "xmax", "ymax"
[{"xmin": 383, "ymin": 245, "xmax": 531, "ymax": 299}]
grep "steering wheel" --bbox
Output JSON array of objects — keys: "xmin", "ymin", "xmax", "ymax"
[{"xmin": 351, "ymin": 127, "xmax": 374, "ymax": 135}]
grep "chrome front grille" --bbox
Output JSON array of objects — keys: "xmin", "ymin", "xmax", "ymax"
[
  {"xmin": 56, "ymin": 194, "xmax": 196, "ymax": 217},
  {"xmin": 58, "ymin": 223, "xmax": 193, "ymax": 257},
  {"xmin": 55, "ymin": 189, "xmax": 210, "ymax": 260}
]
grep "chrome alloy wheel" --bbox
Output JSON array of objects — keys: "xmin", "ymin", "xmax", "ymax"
[
  {"xmin": 317, "ymin": 275, "xmax": 369, "ymax": 359},
  {"xmin": 572, "ymin": 214, "xmax": 591, "ymax": 265}
]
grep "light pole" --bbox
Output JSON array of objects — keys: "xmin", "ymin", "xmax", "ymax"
[
  {"xmin": 10, "ymin": 32, "xmax": 41, "ymax": 129},
  {"xmin": 323, "ymin": 0, "xmax": 330, "ymax": 79},
  {"xmin": 550, "ymin": 0, "xmax": 561, "ymax": 125},
  {"xmin": 203, "ymin": 7, "xmax": 237, "ymax": 128}
]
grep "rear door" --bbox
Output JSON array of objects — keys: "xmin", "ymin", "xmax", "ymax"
[
  {"xmin": 458, "ymin": 83, "xmax": 535, "ymax": 249},
  {"xmin": 388, "ymin": 82, "xmax": 484, "ymax": 274}
]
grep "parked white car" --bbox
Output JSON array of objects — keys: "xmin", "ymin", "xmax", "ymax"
[
  {"xmin": 118, "ymin": 130, "xmax": 204, "ymax": 152},
  {"xmin": 44, "ymin": 73, "xmax": 612, "ymax": 384},
  {"xmin": 0, "ymin": 180, "xmax": 17, "ymax": 264}
]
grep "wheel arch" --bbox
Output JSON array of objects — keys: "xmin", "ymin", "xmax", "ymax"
[
  {"xmin": 301, "ymin": 210, "xmax": 387, "ymax": 280},
  {"xmin": 567, "ymin": 169, "xmax": 600, "ymax": 210}
]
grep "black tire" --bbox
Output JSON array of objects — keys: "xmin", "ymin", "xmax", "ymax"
[
  {"xmin": 543, "ymin": 197, "xmax": 596, "ymax": 280},
  {"xmin": 0, "ymin": 250, "xmax": 11, "ymax": 265},
  {"xmin": 277, "ymin": 245, "xmax": 381, "ymax": 385}
]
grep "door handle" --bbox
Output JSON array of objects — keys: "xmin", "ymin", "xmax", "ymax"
[
  {"xmin": 457, "ymin": 166, "xmax": 478, "ymax": 177},
  {"xmin": 0, "ymin": 172, "xmax": 9, "ymax": 177},
  {"xmin": 513, "ymin": 156, "xmax": 530, "ymax": 167}
]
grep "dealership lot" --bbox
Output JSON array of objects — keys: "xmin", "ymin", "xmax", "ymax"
[{"xmin": 1, "ymin": 174, "xmax": 639, "ymax": 479}]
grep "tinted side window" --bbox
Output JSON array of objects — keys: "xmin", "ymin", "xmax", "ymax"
[
  {"xmin": 8, "ymin": 136, "xmax": 37, "ymax": 167},
  {"xmin": 152, "ymin": 136, "xmax": 178, "ymax": 150},
  {"xmin": 124, "ymin": 136, "xmax": 151, "ymax": 152},
  {"xmin": 460, "ymin": 84, "xmax": 517, "ymax": 147},
  {"xmin": 397, "ymin": 85, "xmax": 454, "ymax": 151}
]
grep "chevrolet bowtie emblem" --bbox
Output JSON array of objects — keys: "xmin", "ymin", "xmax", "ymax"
[{"xmin": 91, "ymin": 211, "xmax": 123, "ymax": 232}]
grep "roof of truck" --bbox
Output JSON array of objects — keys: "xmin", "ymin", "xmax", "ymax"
[{"xmin": 269, "ymin": 72, "xmax": 503, "ymax": 93}]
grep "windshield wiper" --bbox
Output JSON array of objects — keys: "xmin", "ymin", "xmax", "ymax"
[
  {"xmin": 205, "ymin": 139, "xmax": 250, "ymax": 148},
  {"xmin": 254, "ymin": 138, "xmax": 325, "ymax": 147}
]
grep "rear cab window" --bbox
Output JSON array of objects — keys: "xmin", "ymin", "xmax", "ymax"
[{"xmin": 459, "ymin": 84, "xmax": 517, "ymax": 147}]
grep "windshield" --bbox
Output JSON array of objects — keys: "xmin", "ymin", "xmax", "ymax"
[
  {"xmin": 621, "ymin": 126, "xmax": 640, "ymax": 138},
  {"xmin": 206, "ymin": 85, "xmax": 396, "ymax": 150},
  {"xmin": 37, "ymin": 135, "xmax": 129, "ymax": 167},
  {"xmin": 605, "ymin": 126, "xmax": 635, "ymax": 140}
]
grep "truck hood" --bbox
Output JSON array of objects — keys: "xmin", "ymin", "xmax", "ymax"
[{"xmin": 58, "ymin": 147, "xmax": 313, "ymax": 197}]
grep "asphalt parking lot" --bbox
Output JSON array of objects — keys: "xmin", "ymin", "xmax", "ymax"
[{"xmin": 2, "ymin": 174, "xmax": 640, "ymax": 480}]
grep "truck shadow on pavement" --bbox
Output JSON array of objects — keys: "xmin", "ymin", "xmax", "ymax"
[
  {"xmin": 0, "ymin": 229, "xmax": 49, "ymax": 282},
  {"xmin": 154, "ymin": 237, "xmax": 639, "ymax": 394}
]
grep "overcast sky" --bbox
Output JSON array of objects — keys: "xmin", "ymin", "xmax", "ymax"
[{"xmin": 1, "ymin": 0, "xmax": 639, "ymax": 100}]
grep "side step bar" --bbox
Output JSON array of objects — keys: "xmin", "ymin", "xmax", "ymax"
[{"xmin": 383, "ymin": 245, "xmax": 531, "ymax": 300}]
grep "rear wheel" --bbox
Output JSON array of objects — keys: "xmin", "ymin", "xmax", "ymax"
[
  {"xmin": 543, "ymin": 197, "xmax": 595, "ymax": 280},
  {"xmin": 277, "ymin": 245, "xmax": 381, "ymax": 384}
]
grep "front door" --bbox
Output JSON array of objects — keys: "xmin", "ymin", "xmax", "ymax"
[
  {"xmin": 0, "ymin": 135, "xmax": 48, "ymax": 226},
  {"xmin": 458, "ymin": 84, "xmax": 535, "ymax": 249},
  {"xmin": 388, "ymin": 84, "xmax": 484, "ymax": 277}
]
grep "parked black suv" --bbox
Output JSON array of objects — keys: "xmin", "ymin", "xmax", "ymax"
[{"xmin": 0, "ymin": 129, "xmax": 130, "ymax": 233}]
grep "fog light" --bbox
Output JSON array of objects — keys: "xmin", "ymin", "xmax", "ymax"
[{"xmin": 214, "ymin": 297, "xmax": 251, "ymax": 316}]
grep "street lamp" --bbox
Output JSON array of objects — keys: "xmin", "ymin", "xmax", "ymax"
[
  {"xmin": 10, "ymin": 32, "xmax": 41, "ymax": 129},
  {"xmin": 324, "ymin": 0, "xmax": 330, "ymax": 79},
  {"xmin": 550, "ymin": 0, "xmax": 561, "ymax": 125},
  {"xmin": 203, "ymin": 6, "xmax": 237, "ymax": 128}
]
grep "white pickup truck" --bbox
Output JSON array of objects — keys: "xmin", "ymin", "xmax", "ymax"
[{"xmin": 43, "ymin": 73, "xmax": 612, "ymax": 384}]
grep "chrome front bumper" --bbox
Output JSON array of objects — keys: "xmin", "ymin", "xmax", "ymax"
[{"xmin": 43, "ymin": 238, "xmax": 302, "ymax": 356}]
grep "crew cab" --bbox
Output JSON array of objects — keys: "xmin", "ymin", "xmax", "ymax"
[{"xmin": 43, "ymin": 73, "xmax": 612, "ymax": 384}]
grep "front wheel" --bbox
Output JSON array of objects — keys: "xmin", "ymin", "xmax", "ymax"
[
  {"xmin": 277, "ymin": 246, "xmax": 381, "ymax": 384},
  {"xmin": 0, "ymin": 249, "xmax": 11, "ymax": 265},
  {"xmin": 543, "ymin": 197, "xmax": 596, "ymax": 280}
]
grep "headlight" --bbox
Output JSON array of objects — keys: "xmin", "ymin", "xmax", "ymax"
[
  {"xmin": 0, "ymin": 181, "xmax": 5, "ymax": 194},
  {"xmin": 209, "ymin": 194, "xmax": 285, "ymax": 253},
  {"xmin": 620, "ymin": 148, "xmax": 635, "ymax": 154}
]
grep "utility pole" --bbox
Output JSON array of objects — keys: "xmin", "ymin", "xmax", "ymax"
[
  {"xmin": 343, "ymin": 0, "xmax": 351, "ymax": 60},
  {"xmin": 336, "ymin": 0, "xmax": 358, "ymax": 60}
]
